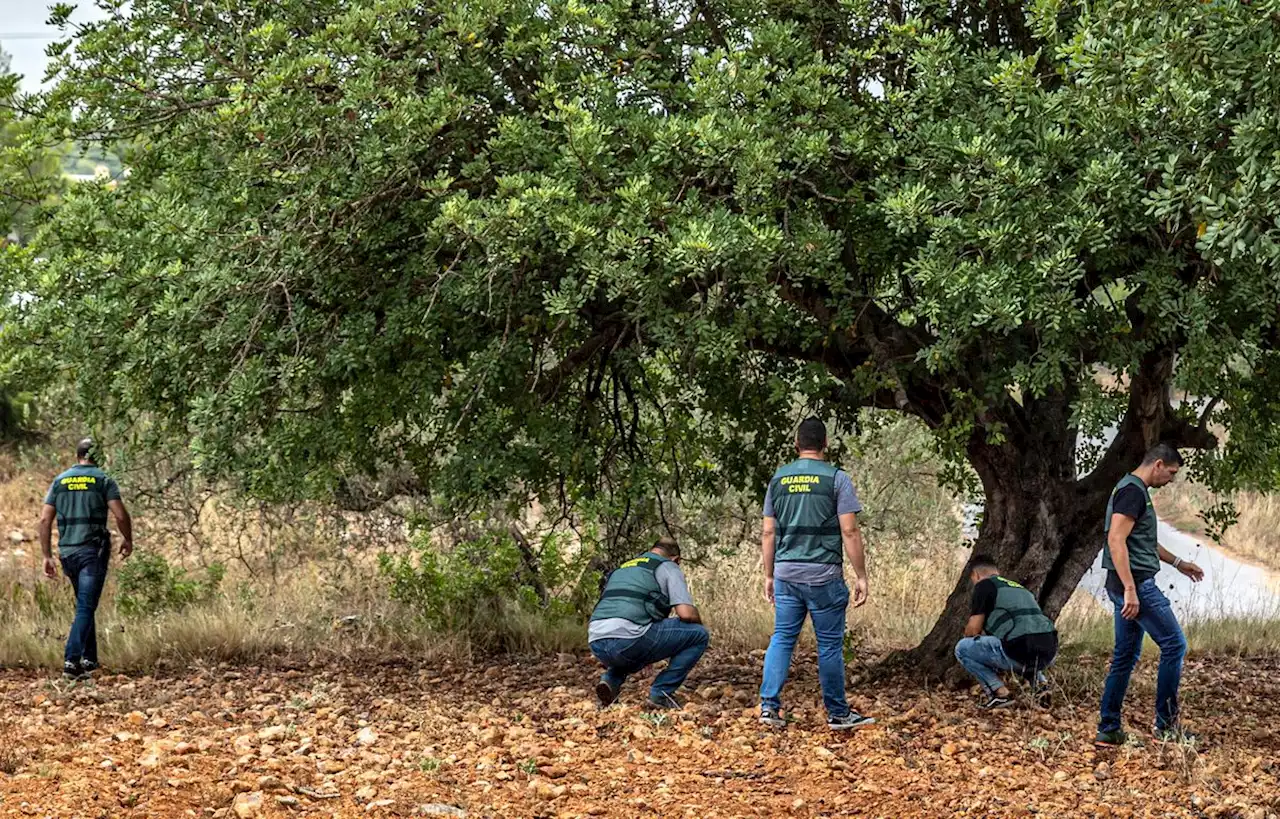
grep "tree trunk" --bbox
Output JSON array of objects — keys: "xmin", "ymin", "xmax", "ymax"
[{"xmin": 903, "ymin": 353, "xmax": 1216, "ymax": 677}]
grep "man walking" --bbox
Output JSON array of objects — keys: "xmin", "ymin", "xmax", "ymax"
[
  {"xmin": 1096, "ymin": 443, "xmax": 1204, "ymax": 747},
  {"xmin": 955, "ymin": 555, "xmax": 1059, "ymax": 709},
  {"xmin": 38, "ymin": 438, "xmax": 133, "ymax": 679},
  {"xmin": 589, "ymin": 536, "xmax": 709, "ymax": 710},
  {"xmin": 759, "ymin": 417, "xmax": 874, "ymax": 730}
]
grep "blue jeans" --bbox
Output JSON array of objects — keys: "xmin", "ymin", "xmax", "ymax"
[
  {"xmin": 954, "ymin": 636, "xmax": 1050, "ymax": 696},
  {"xmin": 589, "ymin": 618, "xmax": 709, "ymax": 699},
  {"xmin": 60, "ymin": 546, "xmax": 110, "ymax": 666},
  {"xmin": 759, "ymin": 578, "xmax": 850, "ymax": 718},
  {"xmin": 1098, "ymin": 578, "xmax": 1186, "ymax": 733}
]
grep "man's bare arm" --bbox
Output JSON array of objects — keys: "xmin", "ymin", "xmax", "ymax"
[
  {"xmin": 39, "ymin": 504, "xmax": 57, "ymax": 578},
  {"xmin": 761, "ymin": 515, "xmax": 777, "ymax": 603},
  {"xmin": 964, "ymin": 613, "xmax": 986, "ymax": 638},
  {"xmin": 840, "ymin": 512, "xmax": 869, "ymax": 606},
  {"xmin": 1108, "ymin": 513, "xmax": 1140, "ymax": 619},
  {"xmin": 108, "ymin": 499, "xmax": 134, "ymax": 557},
  {"xmin": 673, "ymin": 603, "xmax": 702, "ymax": 625}
]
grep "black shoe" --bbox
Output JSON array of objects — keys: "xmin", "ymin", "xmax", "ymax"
[
  {"xmin": 828, "ymin": 711, "xmax": 876, "ymax": 731},
  {"xmin": 981, "ymin": 695, "xmax": 1015, "ymax": 710},
  {"xmin": 1094, "ymin": 729, "xmax": 1131, "ymax": 749},
  {"xmin": 759, "ymin": 707, "xmax": 786, "ymax": 728},
  {"xmin": 62, "ymin": 661, "xmax": 88, "ymax": 680},
  {"xmin": 595, "ymin": 680, "xmax": 620, "ymax": 708},
  {"xmin": 645, "ymin": 692, "xmax": 683, "ymax": 711}
]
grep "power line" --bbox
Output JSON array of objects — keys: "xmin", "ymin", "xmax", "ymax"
[{"xmin": 0, "ymin": 33, "xmax": 61, "ymax": 40}]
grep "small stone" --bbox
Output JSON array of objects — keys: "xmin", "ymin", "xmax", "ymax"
[
  {"xmin": 149, "ymin": 716, "xmax": 168, "ymax": 729},
  {"xmin": 792, "ymin": 798, "xmax": 806, "ymax": 810},
  {"xmin": 478, "ymin": 727, "xmax": 504, "ymax": 747},
  {"xmin": 139, "ymin": 751, "xmax": 161, "ymax": 768},
  {"xmin": 258, "ymin": 726, "xmax": 286, "ymax": 741},
  {"xmin": 1053, "ymin": 770, "xmax": 1069, "ymax": 782},
  {"xmin": 366, "ymin": 801, "xmax": 395, "ymax": 813},
  {"xmin": 356, "ymin": 785, "xmax": 378, "ymax": 802},
  {"xmin": 256, "ymin": 775, "xmax": 286, "ymax": 792},
  {"xmin": 1094, "ymin": 762, "xmax": 1111, "ymax": 781},
  {"xmin": 232, "ymin": 792, "xmax": 263, "ymax": 818},
  {"xmin": 941, "ymin": 743, "xmax": 959, "ymax": 757},
  {"xmin": 8, "ymin": 530, "xmax": 28, "ymax": 543},
  {"xmin": 126, "ymin": 711, "xmax": 146, "ymax": 726},
  {"xmin": 356, "ymin": 727, "xmax": 378, "ymax": 746},
  {"xmin": 319, "ymin": 760, "xmax": 345, "ymax": 774},
  {"xmin": 276, "ymin": 796, "xmax": 299, "ymax": 808},
  {"xmin": 173, "ymin": 742, "xmax": 195, "ymax": 756},
  {"xmin": 416, "ymin": 806, "xmax": 467, "ymax": 817},
  {"xmin": 99, "ymin": 759, "xmax": 115, "ymax": 770}
]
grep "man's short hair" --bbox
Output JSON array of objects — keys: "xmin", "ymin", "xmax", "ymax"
[
  {"xmin": 653, "ymin": 535, "xmax": 680, "ymax": 557},
  {"xmin": 1142, "ymin": 443, "xmax": 1184, "ymax": 468},
  {"xmin": 76, "ymin": 437, "xmax": 97, "ymax": 462},
  {"xmin": 796, "ymin": 417, "xmax": 827, "ymax": 451},
  {"xmin": 969, "ymin": 554, "xmax": 999, "ymax": 573}
]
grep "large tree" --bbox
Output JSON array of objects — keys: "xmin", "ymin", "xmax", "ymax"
[{"xmin": 6, "ymin": 0, "xmax": 1280, "ymax": 669}]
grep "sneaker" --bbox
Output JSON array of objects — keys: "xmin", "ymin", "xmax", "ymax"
[
  {"xmin": 80, "ymin": 660, "xmax": 100, "ymax": 676},
  {"xmin": 827, "ymin": 711, "xmax": 876, "ymax": 731},
  {"xmin": 595, "ymin": 680, "xmax": 619, "ymax": 708},
  {"xmin": 759, "ymin": 707, "xmax": 786, "ymax": 728},
  {"xmin": 62, "ymin": 661, "xmax": 88, "ymax": 681},
  {"xmin": 1154, "ymin": 726, "xmax": 1199, "ymax": 745},
  {"xmin": 645, "ymin": 692, "xmax": 683, "ymax": 711},
  {"xmin": 981, "ymin": 695, "xmax": 1016, "ymax": 710},
  {"xmin": 1094, "ymin": 730, "xmax": 1130, "ymax": 749}
]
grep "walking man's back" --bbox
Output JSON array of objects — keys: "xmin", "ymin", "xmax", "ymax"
[
  {"xmin": 38, "ymin": 438, "xmax": 134, "ymax": 680},
  {"xmin": 758, "ymin": 417, "xmax": 874, "ymax": 731}
]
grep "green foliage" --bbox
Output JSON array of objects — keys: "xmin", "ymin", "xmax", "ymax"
[
  {"xmin": 378, "ymin": 531, "xmax": 585, "ymax": 648},
  {"xmin": 117, "ymin": 552, "xmax": 225, "ymax": 616},
  {"xmin": 8, "ymin": 1, "xmax": 1280, "ymax": 653}
]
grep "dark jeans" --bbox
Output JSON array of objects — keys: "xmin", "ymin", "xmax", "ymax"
[
  {"xmin": 1098, "ymin": 578, "xmax": 1187, "ymax": 733},
  {"xmin": 760, "ymin": 578, "xmax": 850, "ymax": 717},
  {"xmin": 589, "ymin": 618, "xmax": 710, "ymax": 699},
  {"xmin": 60, "ymin": 546, "xmax": 110, "ymax": 666}
]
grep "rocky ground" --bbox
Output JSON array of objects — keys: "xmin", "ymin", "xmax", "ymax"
[{"xmin": 1, "ymin": 651, "xmax": 1278, "ymax": 818}]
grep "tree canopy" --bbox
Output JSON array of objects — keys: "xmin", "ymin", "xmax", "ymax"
[{"xmin": 5, "ymin": 0, "xmax": 1280, "ymax": 665}]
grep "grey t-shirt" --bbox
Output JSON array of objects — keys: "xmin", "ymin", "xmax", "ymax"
[
  {"xmin": 588, "ymin": 561, "xmax": 695, "ymax": 642},
  {"xmin": 764, "ymin": 468, "xmax": 862, "ymax": 586}
]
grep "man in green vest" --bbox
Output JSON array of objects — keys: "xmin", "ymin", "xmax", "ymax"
[
  {"xmin": 38, "ymin": 438, "xmax": 134, "ymax": 679},
  {"xmin": 954, "ymin": 555, "xmax": 1059, "ymax": 708},
  {"xmin": 1096, "ymin": 443, "xmax": 1204, "ymax": 747},
  {"xmin": 588, "ymin": 536, "xmax": 708, "ymax": 710},
  {"xmin": 758, "ymin": 417, "xmax": 874, "ymax": 731}
]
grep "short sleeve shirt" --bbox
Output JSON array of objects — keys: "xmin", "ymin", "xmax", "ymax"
[
  {"xmin": 44, "ymin": 464, "xmax": 121, "ymax": 555},
  {"xmin": 587, "ymin": 560, "xmax": 695, "ymax": 642},
  {"xmin": 764, "ymin": 467, "xmax": 862, "ymax": 585},
  {"xmin": 969, "ymin": 578, "xmax": 998, "ymax": 618}
]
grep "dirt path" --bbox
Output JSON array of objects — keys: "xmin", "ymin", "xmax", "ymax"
[{"xmin": 1, "ymin": 651, "xmax": 1278, "ymax": 818}]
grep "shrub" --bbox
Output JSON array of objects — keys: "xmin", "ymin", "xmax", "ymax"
[
  {"xmin": 378, "ymin": 531, "xmax": 586, "ymax": 650},
  {"xmin": 117, "ymin": 552, "xmax": 225, "ymax": 616}
]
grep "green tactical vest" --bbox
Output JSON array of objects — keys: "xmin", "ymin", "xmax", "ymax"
[
  {"xmin": 768, "ymin": 458, "xmax": 842, "ymax": 565},
  {"xmin": 985, "ymin": 576, "xmax": 1056, "ymax": 642},
  {"xmin": 590, "ymin": 552, "xmax": 672, "ymax": 625},
  {"xmin": 1100, "ymin": 473, "xmax": 1160, "ymax": 576}
]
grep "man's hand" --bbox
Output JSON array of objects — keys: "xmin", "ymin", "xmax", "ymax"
[
  {"xmin": 764, "ymin": 576, "xmax": 775, "ymax": 604},
  {"xmin": 1121, "ymin": 586, "xmax": 1140, "ymax": 620},
  {"xmin": 43, "ymin": 556, "xmax": 57, "ymax": 579},
  {"xmin": 851, "ymin": 576, "xmax": 869, "ymax": 608},
  {"xmin": 120, "ymin": 540, "xmax": 134, "ymax": 559},
  {"xmin": 1177, "ymin": 560, "xmax": 1204, "ymax": 582}
]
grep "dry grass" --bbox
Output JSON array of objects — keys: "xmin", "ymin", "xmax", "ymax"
[{"xmin": 1155, "ymin": 482, "xmax": 1280, "ymax": 575}]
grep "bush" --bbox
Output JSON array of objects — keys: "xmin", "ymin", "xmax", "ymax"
[
  {"xmin": 378, "ymin": 531, "xmax": 587, "ymax": 651},
  {"xmin": 117, "ymin": 552, "xmax": 225, "ymax": 616}
]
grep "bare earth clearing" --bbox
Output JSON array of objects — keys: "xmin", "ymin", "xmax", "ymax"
[{"xmin": 1, "ymin": 652, "xmax": 1278, "ymax": 818}]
